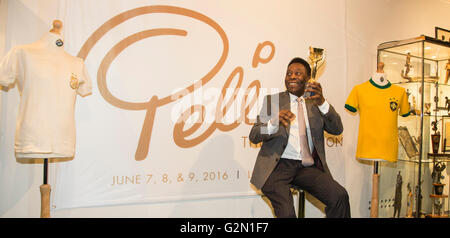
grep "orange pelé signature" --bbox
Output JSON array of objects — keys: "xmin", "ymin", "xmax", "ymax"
[{"xmin": 78, "ymin": 6, "xmax": 275, "ymax": 161}]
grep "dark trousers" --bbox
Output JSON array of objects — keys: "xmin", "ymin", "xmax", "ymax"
[{"xmin": 261, "ymin": 158, "xmax": 351, "ymax": 218}]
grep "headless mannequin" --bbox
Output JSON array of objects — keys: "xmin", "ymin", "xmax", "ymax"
[
  {"xmin": 50, "ymin": 19, "xmax": 63, "ymax": 35},
  {"xmin": 41, "ymin": 20, "xmax": 64, "ymax": 219},
  {"xmin": 1, "ymin": 19, "xmax": 91, "ymax": 217},
  {"xmin": 371, "ymin": 62, "xmax": 389, "ymax": 86},
  {"xmin": 362, "ymin": 61, "xmax": 388, "ymax": 218},
  {"xmin": 359, "ymin": 62, "xmax": 388, "ymax": 162}
]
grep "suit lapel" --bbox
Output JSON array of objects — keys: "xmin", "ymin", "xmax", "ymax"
[
  {"xmin": 280, "ymin": 91, "xmax": 290, "ymax": 111},
  {"xmin": 306, "ymin": 101, "xmax": 319, "ymax": 129},
  {"xmin": 279, "ymin": 91, "xmax": 291, "ymax": 135}
]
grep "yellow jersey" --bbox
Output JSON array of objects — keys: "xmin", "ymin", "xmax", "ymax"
[{"xmin": 345, "ymin": 79, "xmax": 410, "ymax": 162}]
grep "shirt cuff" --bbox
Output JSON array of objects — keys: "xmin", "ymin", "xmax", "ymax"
[{"xmin": 318, "ymin": 100, "xmax": 330, "ymax": 114}]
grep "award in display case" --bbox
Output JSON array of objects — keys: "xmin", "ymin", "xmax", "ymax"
[{"xmin": 376, "ymin": 28, "xmax": 450, "ymax": 218}]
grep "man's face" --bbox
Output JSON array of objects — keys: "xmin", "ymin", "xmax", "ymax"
[{"xmin": 285, "ymin": 63, "xmax": 309, "ymax": 96}]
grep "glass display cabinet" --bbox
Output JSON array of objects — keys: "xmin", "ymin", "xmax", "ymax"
[{"xmin": 377, "ymin": 33, "xmax": 450, "ymax": 218}]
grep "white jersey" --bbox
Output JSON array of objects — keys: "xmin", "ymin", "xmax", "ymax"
[{"xmin": 0, "ymin": 32, "xmax": 92, "ymax": 159}]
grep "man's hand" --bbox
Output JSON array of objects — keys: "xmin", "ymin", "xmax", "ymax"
[
  {"xmin": 305, "ymin": 81, "xmax": 325, "ymax": 106},
  {"xmin": 278, "ymin": 109, "xmax": 295, "ymax": 127}
]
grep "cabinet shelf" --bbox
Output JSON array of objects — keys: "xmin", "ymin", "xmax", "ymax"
[
  {"xmin": 425, "ymin": 114, "xmax": 450, "ymax": 117},
  {"xmin": 427, "ymin": 153, "xmax": 450, "ymax": 158},
  {"xmin": 430, "ymin": 194, "xmax": 448, "ymax": 198},
  {"xmin": 370, "ymin": 154, "xmax": 450, "ymax": 164},
  {"xmin": 392, "ymin": 80, "xmax": 450, "ymax": 87},
  {"xmin": 405, "ymin": 114, "xmax": 450, "ymax": 118},
  {"xmin": 398, "ymin": 158, "xmax": 450, "ymax": 164}
]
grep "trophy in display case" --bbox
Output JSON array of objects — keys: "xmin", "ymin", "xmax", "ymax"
[
  {"xmin": 445, "ymin": 96, "xmax": 450, "ymax": 115},
  {"xmin": 431, "ymin": 92, "xmax": 441, "ymax": 154},
  {"xmin": 424, "ymin": 103, "xmax": 431, "ymax": 115},
  {"xmin": 411, "ymin": 96, "xmax": 421, "ymax": 115},
  {"xmin": 429, "ymin": 161, "xmax": 448, "ymax": 218},
  {"xmin": 433, "ymin": 200, "xmax": 443, "ymax": 217},
  {"xmin": 304, "ymin": 46, "xmax": 325, "ymax": 98},
  {"xmin": 431, "ymin": 121, "xmax": 441, "ymax": 154},
  {"xmin": 406, "ymin": 89, "xmax": 421, "ymax": 115},
  {"xmin": 432, "ymin": 161, "xmax": 446, "ymax": 196},
  {"xmin": 401, "ymin": 52, "xmax": 413, "ymax": 81},
  {"xmin": 393, "ymin": 171, "xmax": 402, "ymax": 218},
  {"xmin": 406, "ymin": 183, "xmax": 414, "ymax": 218}
]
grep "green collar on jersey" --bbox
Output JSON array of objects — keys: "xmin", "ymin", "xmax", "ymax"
[{"xmin": 369, "ymin": 78, "xmax": 391, "ymax": 89}]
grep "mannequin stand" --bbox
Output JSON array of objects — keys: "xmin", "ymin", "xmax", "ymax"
[
  {"xmin": 43, "ymin": 158, "xmax": 48, "ymax": 184},
  {"xmin": 370, "ymin": 161, "xmax": 380, "ymax": 218},
  {"xmin": 40, "ymin": 158, "xmax": 51, "ymax": 218}
]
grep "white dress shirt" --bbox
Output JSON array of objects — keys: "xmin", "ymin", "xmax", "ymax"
[{"xmin": 267, "ymin": 93, "xmax": 329, "ymax": 161}]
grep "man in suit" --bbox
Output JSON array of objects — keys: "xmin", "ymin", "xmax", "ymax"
[{"xmin": 249, "ymin": 57, "xmax": 350, "ymax": 218}]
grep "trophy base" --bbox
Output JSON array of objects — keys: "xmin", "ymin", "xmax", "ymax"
[
  {"xmin": 304, "ymin": 91, "xmax": 315, "ymax": 98},
  {"xmin": 431, "ymin": 134, "xmax": 441, "ymax": 154},
  {"xmin": 432, "ymin": 183, "xmax": 446, "ymax": 196}
]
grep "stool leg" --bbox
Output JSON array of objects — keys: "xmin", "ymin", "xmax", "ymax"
[{"xmin": 298, "ymin": 190, "xmax": 305, "ymax": 218}]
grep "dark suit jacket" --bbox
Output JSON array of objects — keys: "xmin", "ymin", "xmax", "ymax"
[{"xmin": 249, "ymin": 91, "xmax": 343, "ymax": 190}]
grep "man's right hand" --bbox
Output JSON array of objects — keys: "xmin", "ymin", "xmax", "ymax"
[{"xmin": 278, "ymin": 109, "xmax": 295, "ymax": 127}]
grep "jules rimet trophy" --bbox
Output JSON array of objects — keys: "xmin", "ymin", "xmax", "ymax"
[{"xmin": 304, "ymin": 46, "xmax": 325, "ymax": 97}]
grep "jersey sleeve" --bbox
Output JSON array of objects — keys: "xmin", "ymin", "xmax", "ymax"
[
  {"xmin": 77, "ymin": 60, "xmax": 92, "ymax": 97},
  {"xmin": 0, "ymin": 47, "xmax": 20, "ymax": 87},
  {"xmin": 345, "ymin": 86, "xmax": 358, "ymax": 113},
  {"xmin": 399, "ymin": 87, "xmax": 410, "ymax": 117}
]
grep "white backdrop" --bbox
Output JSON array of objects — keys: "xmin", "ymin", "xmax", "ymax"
[
  {"xmin": 1, "ymin": 0, "xmax": 449, "ymax": 218},
  {"xmin": 1, "ymin": 0, "xmax": 347, "ymax": 211}
]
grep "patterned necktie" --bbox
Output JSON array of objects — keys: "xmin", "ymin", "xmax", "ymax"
[{"xmin": 297, "ymin": 98, "xmax": 314, "ymax": 167}]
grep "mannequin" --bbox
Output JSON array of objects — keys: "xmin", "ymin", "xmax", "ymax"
[
  {"xmin": 0, "ymin": 20, "xmax": 92, "ymax": 217},
  {"xmin": 359, "ymin": 62, "xmax": 389, "ymax": 162},
  {"xmin": 49, "ymin": 20, "xmax": 63, "ymax": 35},
  {"xmin": 359, "ymin": 64, "xmax": 386, "ymax": 216},
  {"xmin": 371, "ymin": 62, "xmax": 389, "ymax": 87},
  {"xmin": 345, "ymin": 61, "xmax": 410, "ymax": 218},
  {"xmin": 0, "ymin": 19, "xmax": 91, "ymax": 158}
]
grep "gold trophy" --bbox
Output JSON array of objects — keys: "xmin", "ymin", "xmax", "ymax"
[{"xmin": 304, "ymin": 46, "xmax": 325, "ymax": 97}]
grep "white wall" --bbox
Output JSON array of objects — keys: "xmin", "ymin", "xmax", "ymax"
[
  {"xmin": 344, "ymin": 0, "xmax": 450, "ymax": 218},
  {"xmin": 1, "ymin": 0, "xmax": 449, "ymax": 218},
  {"xmin": 0, "ymin": 0, "xmax": 7, "ymax": 56}
]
